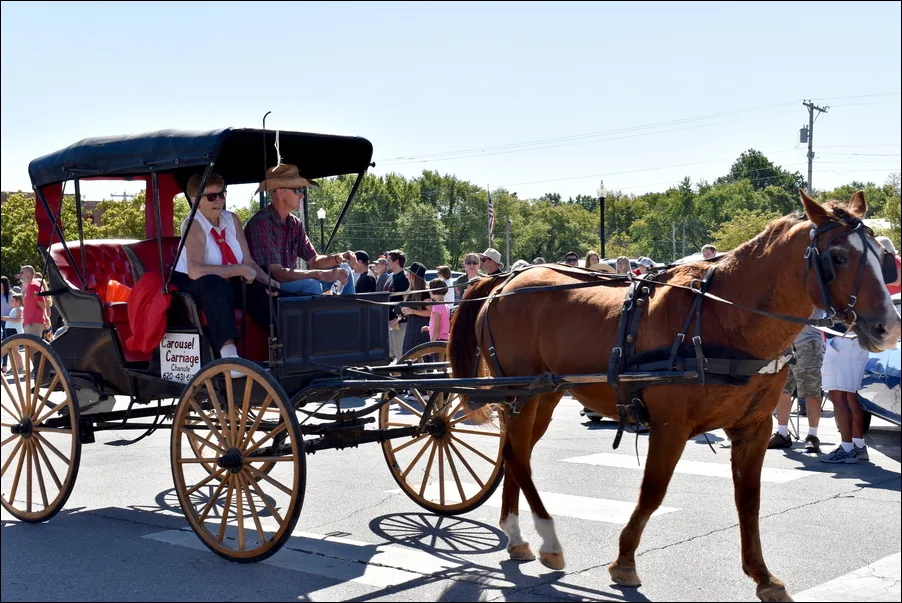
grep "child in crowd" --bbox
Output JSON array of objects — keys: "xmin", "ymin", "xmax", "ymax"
[
  {"xmin": 422, "ymin": 278, "xmax": 451, "ymax": 342},
  {"xmin": 1, "ymin": 293, "xmax": 24, "ymax": 374}
]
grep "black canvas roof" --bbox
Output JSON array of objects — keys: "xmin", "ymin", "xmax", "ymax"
[{"xmin": 28, "ymin": 128, "xmax": 374, "ymax": 188}]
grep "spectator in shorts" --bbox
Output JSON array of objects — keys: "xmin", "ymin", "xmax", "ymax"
[
  {"xmin": 820, "ymin": 329, "xmax": 872, "ymax": 464},
  {"xmin": 768, "ymin": 310, "xmax": 825, "ymax": 452},
  {"xmin": 422, "ymin": 278, "xmax": 451, "ymax": 342},
  {"xmin": 18, "ymin": 266, "xmax": 47, "ymax": 339}
]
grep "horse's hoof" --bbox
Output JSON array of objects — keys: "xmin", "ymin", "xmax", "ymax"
[
  {"xmin": 757, "ymin": 583, "xmax": 793, "ymax": 602},
  {"xmin": 539, "ymin": 551, "xmax": 566, "ymax": 570},
  {"xmin": 609, "ymin": 562, "xmax": 642, "ymax": 587},
  {"xmin": 508, "ymin": 543, "xmax": 536, "ymax": 561}
]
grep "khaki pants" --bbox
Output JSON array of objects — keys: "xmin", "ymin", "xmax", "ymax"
[{"xmin": 24, "ymin": 324, "xmax": 44, "ymax": 338}]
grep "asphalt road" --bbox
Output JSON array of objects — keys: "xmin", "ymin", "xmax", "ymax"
[{"xmin": 2, "ymin": 393, "xmax": 900, "ymax": 602}]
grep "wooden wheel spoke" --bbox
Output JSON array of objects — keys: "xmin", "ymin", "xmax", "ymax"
[
  {"xmin": 247, "ymin": 473, "xmax": 285, "ymax": 525},
  {"xmin": 198, "ymin": 478, "xmax": 229, "ymax": 522},
  {"xmin": 237, "ymin": 378, "xmax": 254, "ymax": 447},
  {"xmin": 246, "ymin": 465, "xmax": 293, "ymax": 497},
  {"xmin": 1, "ymin": 432, "xmax": 19, "ymax": 448},
  {"xmin": 237, "ymin": 474, "xmax": 267, "ymax": 547},
  {"xmin": 184, "ymin": 428, "xmax": 226, "ymax": 456},
  {"xmin": 400, "ymin": 437, "xmax": 434, "ymax": 480},
  {"xmin": 449, "ymin": 427, "xmax": 501, "ymax": 437},
  {"xmin": 1, "ymin": 438, "xmax": 24, "ymax": 479},
  {"xmin": 446, "ymin": 439, "xmax": 486, "ymax": 488},
  {"xmin": 217, "ymin": 478, "xmax": 235, "ymax": 544},
  {"xmin": 186, "ymin": 467, "xmax": 228, "ymax": 497},
  {"xmin": 242, "ymin": 422, "xmax": 288, "ymax": 457},
  {"xmin": 32, "ymin": 375, "xmax": 62, "ymax": 424},
  {"xmin": 240, "ymin": 395, "xmax": 273, "ymax": 449},
  {"xmin": 32, "ymin": 432, "xmax": 70, "ymax": 466},
  {"xmin": 188, "ymin": 399, "xmax": 227, "ymax": 449},
  {"xmin": 26, "ymin": 436, "xmax": 33, "ymax": 512},
  {"xmin": 443, "ymin": 441, "xmax": 467, "ymax": 502},
  {"xmin": 236, "ymin": 475, "xmax": 245, "ymax": 552},
  {"xmin": 31, "ymin": 440, "xmax": 50, "ymax": 509},
  {"xmin": 438, "ymin": 443, "xmax": 445, "ymax": 505},
  {"xmin": 225, "ymin": 373, "xmax": 238, "ymax": 449},
  {"xmin": 390, "ymin": 433, "xmax": 429, "ymax": 454},
  {"xmin": 2, "ymin": 401, "xmax": 21, "ymax": 421},
  {"xmin": 8, "ymin": 437, "xmax": 27, "ymax": 504},
  {"xmin": 391, "ymin": 397, "xmax": 424, "ymax": 418},
  {"xmin": 410, "ymin": 388, "xmax": 428, "ymax": 409},
  {"xmin": 1, "ymin": 363, "xmax": 25, "ymax": 418},
  {"xmin": 31, "ymin": 356, "xmax": 48, "ymax": 419},
  {"xmin": 23, "ymin": 351, "xmax": 32, "ymax": 419},
  {"xmin": 448, "ymin": 433, "xmax": 497, "ymax": 465},
  {"xmin": 204, "ymin": 379, "xmax": 231, "ymax": 448},
  {"xmin": 418, "ymin": 442, "xmax": 439, "ymax": 497},
  {"xmin": 32, "ymin": 438, "xmax": 63, "ymax": 491}
]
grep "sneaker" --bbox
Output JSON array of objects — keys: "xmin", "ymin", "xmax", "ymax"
[
  {"xmin": 804, "ymin": 434, "xmax": 821, "ymax": 452},
  {"xmin": 767, "ymin": 432, "xmax": 792, "ymax": 449},
  {"xmin": 854, "ymin": 445, "xmax": 869, "ymax": 462},
  {"xmin": 820, "ymin": 445, "xmax": 859, "ymax": 464}
]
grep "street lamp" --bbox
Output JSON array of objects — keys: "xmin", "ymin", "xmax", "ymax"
[
  {"xmin": 316, "ymin": 207, "xmax": 326, "ymax": 251},
  {"xmin": 597, "ymin": 180, "xmax": 607, "ymax": 259}
]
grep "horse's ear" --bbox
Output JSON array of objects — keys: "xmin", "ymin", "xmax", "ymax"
[
  {"xmin": 848, "ymin": 190, "xmax": 867, "ymax": 218},
  {"xmin": 800, "ymin": 189, "xmax": 830, "ymax": 226}
]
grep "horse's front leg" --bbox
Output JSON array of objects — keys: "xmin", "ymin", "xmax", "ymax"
[
  {"xmin": 610, "ymin": 419, "xmax": 688, "ymax": 588},
  {"xmin": 726, "ymin": 417, "xmax": 793, "ymax": 602}
]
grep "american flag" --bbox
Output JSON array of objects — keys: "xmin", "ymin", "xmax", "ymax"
[{"xmin": 488, "ymin": 188, "xmax": 495, "ymax": 243}]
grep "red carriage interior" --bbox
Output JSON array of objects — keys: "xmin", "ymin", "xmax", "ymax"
[{"xmin": 41, "ymin": 174, "xmax": 268, "ymax": 364}]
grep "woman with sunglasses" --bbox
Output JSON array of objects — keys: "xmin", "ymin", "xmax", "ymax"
[
  {"xmin": 454, "ymin": 252, "xmax": 482, "ymax": 302},
  {"xmin": 172, "ymin": 171, "xmax": 276, "ymax": 362}
]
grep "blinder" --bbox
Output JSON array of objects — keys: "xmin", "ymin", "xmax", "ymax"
[
  {"xmin": 820, "ymin": 250, "xmax": 836, "ymax": 284},
  {"xmin": 881, "ymin": 252, "xmax": 898, "ymax": 285}
]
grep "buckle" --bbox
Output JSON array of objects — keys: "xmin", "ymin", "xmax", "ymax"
[
  {"xmin": 848, "ymin": 295, "xmax": 857, "ymax": 308},
  {"xmin": 689, "ymin": 279, "xmax": 704, "ymax": 294}
]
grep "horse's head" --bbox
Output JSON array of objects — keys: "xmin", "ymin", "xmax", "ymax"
[{"xmin": 800, "ymin": 189, "xmax": 901, "ymax": 351}]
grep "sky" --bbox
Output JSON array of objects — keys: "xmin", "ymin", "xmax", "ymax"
[{"xmin": 2, "ymin": 1, "xmax": 900, "ymax": 209}]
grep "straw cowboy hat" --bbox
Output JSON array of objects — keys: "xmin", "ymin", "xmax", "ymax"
[
  {"xmin": 480, "ymin": 248, "xmax": 504, "ymax": 267},
  {"xmin": 256, "ymin": 163, "xmax": 320, "ymax": 193}
]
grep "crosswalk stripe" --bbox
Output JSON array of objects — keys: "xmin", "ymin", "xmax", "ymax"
[
  {"xmin": 143, "ymin": 529, "xmax": 460, "ymax": 587},
  {"xmin": 793, "ymin": 552, "xmax": 901, "ymax": 601},
  {"xmin": 561, "ymin": 453, "xmax": 813, "ymax": 483},
  {"xmin": 387, "ymin": 484, "xmax": 679, "ymax": 524}
]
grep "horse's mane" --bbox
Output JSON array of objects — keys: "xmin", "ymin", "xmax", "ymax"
[{"xmin": 722, "ymin": 200, "xmax": 857, "ymax": 268}]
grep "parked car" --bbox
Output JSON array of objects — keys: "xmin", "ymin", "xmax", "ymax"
[{"xmin": 857, "ymin": 293, "xmax": 902, "ymax": 431}]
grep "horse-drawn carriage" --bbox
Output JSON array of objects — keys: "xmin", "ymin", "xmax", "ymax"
[{"xmin": 3, "ymin": 126, "xmax": 899, "ymax": 601}]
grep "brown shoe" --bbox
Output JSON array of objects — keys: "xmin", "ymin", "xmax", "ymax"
[{"xmin": 767, "ymin": 432, "xmax": 792, "ymax": 449}]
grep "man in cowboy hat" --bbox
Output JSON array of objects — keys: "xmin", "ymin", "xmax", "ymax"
[
  {"xmin": 245, "ymin": 163, "xmax": 357, "ymax": 295},
  {"xmin": 480, "ymin": 247, "xmax": 505, "ymax": 275}
]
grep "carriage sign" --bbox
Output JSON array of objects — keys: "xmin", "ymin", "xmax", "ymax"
[{"xmin": 160, "ymin": 333, "xmax": 201, "ymax": 383}]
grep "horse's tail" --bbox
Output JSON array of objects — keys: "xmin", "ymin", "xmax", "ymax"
[{"xmin": 448, "ymin": 275, "xmax": 504, "ymax": 425}]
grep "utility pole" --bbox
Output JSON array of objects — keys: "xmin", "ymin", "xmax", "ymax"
[
  {"xmin": 801, "ymin": 100, "xmax": 828, "ymax": 194},
  {"xmin": 110, "ymin": 191, "xmax": 135, "ymax": 202},
  {"xmin": 672, "ymin": 221, "xmax": 676, "ymax": 262},
  {"xmin": 681, "ymin": 221, "xmax": 686, "ymax": 258}
]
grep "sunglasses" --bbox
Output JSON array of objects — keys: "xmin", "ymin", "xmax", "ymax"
[
  {"xmin": 280, "ymin": 187, "xmax": 305, "ymax": 196},
  {"xmin": 565, "ymin": 258, "xmax": 578, "ymax": 264},
  {"xmin": 465, "ymin": 261, "xmax": 479, "ymax": 266},
  {"xmin": 201, "ymin": 191, "xmax": 226, "ymax": 202}
]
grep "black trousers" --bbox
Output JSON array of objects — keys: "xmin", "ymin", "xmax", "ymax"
[{"xmin": 170, "ymin": 272, "xmax": 272, "ymax": 351}]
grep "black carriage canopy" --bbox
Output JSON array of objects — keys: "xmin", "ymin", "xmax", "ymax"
[
  {"xmin": 28, "ymin": 128, "xmax": 374, "ymax": 188},
  {"xmin": 28, "ymin": 127, "xmax": 374, "ymax": 248}
]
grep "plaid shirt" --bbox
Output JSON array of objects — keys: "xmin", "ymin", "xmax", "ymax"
[{"xmin": 245, "ymin": 205, "xmax": 318, "ymax": 270}]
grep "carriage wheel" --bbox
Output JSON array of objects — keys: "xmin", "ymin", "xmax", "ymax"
[
  {"xmin": 379, "ymin": 341, "xmax": 505, "ymax": 515},
  {"xmin": 1, "ymin": 334, "xmax": 81, "ymax": 522},
  {"xmin": 171, "ymin": 358, "xmax": 304, "ymax": 563}
]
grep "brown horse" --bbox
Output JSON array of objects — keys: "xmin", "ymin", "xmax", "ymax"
[{"xmin": 448, "ymin": 191, "xmax": 900, "ymax": 602}]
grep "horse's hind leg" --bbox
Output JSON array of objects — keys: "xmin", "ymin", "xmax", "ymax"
[
  {"xmin": 499, "ymin": 400, "xmax": 535, "ymax": 562},
  {"xmin": 610, "ymin": 420, "xmax": 689, "ymax": 588},
  {"xmin": 726, "ymin": 417, "xmax": 793, "ymax": 602}
]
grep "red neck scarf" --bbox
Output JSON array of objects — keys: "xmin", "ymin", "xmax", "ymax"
[{"xmin": 211, "ymin": 227, "xmax": 238, "ymax": 265}]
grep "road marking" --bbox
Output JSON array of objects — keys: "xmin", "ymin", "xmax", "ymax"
[
  {"xmin": 793, "ymin": 552, "xmax": 901, "ymax": 602},
  {"xmin": 144, "ymin": 529, "xmax": 460, "ymax": 587},
  {"xmin": 387, "ymin": 484, "xmax": 679, "ymax": 524},
  {"xmin": 561, "ymin": 453, "xmax": 813, "ymax": 483}
]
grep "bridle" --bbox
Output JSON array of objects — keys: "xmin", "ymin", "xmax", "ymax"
[{"xmin": 805, "ymin": 208, "xmax": 896, "ymax": 330}]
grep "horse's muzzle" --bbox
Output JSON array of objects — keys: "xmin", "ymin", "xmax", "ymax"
[{"xmin": 853, "ymin": 312, "xmax": 902, "ymax": 352}]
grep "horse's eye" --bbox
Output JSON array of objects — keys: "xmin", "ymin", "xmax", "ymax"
[{"xmin": 832, "ymin": 254, "xmax": 846, "ymax": 265}]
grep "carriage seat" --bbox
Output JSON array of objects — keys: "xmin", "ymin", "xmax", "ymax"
[{"xmin": 48, "ymin": 238, "xmax": 267, "ymax": 363}]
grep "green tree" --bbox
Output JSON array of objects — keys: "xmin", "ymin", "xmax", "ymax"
[
  {"xmin": 716, "ymin": 149, "xmax": 806, "ymax": 195},
  {"xmin": 711, "ymin": 208, "xmax": 782, "ymax": 251}
]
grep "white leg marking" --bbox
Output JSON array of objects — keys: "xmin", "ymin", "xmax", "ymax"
[
  {"xmin": 500, "ymin": 513, "xmax": 526, "ymax": 548},
  {"xmin": 534, "ymin": 514, "xmax": 562, "ymax": 554}
]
